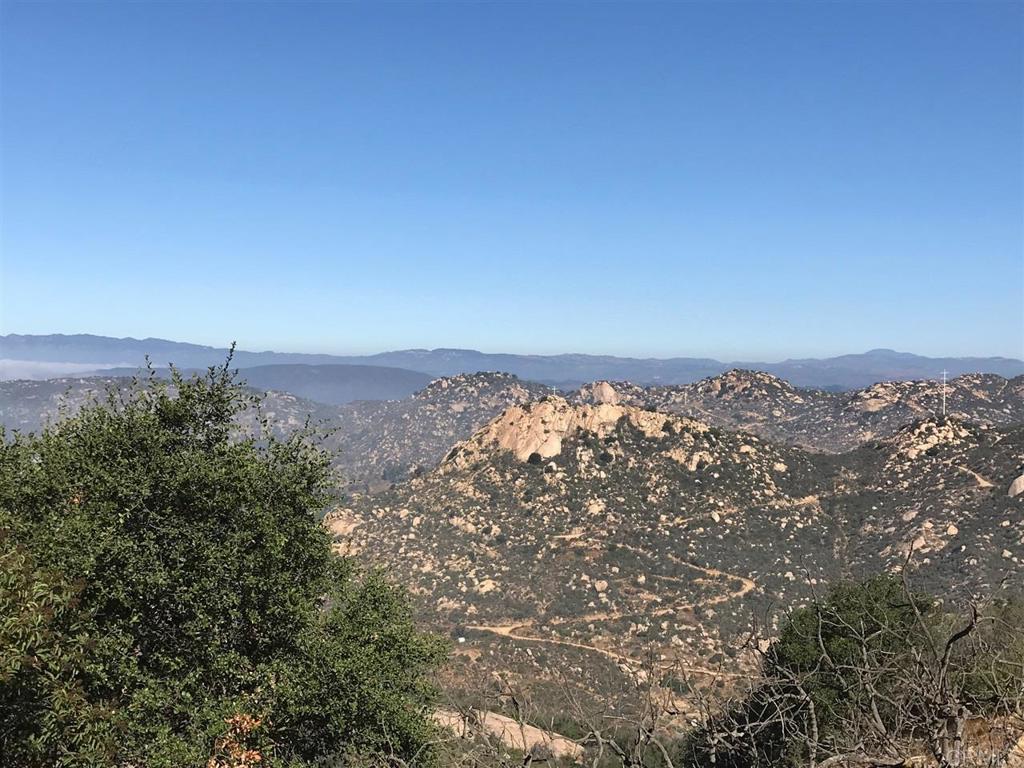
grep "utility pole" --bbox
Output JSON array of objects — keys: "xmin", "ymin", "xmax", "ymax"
[{"xmin": 941, "ymin": 369, "xmax": 948, "ymax": 418}]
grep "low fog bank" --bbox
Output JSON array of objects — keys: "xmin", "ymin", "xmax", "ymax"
[{"xmin": 0, "ymin": 359, "xmax": 131, "ymax": 381}]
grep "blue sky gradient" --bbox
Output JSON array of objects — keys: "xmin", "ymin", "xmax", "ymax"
[{"xmin": 1, "ymin": 1, "xmax": 1021, "ymax": 360}]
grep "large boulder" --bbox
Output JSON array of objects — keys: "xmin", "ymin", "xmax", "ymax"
[{"xmin": 1008, "ymin": 474, "xmax": 1024, "ymax": 498}]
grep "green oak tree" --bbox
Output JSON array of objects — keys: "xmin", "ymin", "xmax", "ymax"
[{"xmin": 0, "ymin": 358, "xmax": 445, "ymax": 767}]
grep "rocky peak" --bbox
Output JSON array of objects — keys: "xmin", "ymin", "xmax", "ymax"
[
  {"xmin": 410, "ymin": 372, "xmax": 552, "ymax": 413},
  {"xmin": 442, "ymin": 396, "xmax": 708, "ymax": 470},
  {"xmin": 845, "ymin": 374, "xmax": 1022, "ymax": 422},
  {"xmin": 692, "ymin": 369, "xmax": 800, "ymax": 402},
  {"xmin": 571, "ymin": 380, "xmax": 649, "ymax": 408},
  {"xmin": 576, "ymin": 380, "xmax": 620, "ymax": 405},
  {"xmin": 847, "ymin": 380, "xmax": 927, "ymax": 414},
  {"xmin": 414, "ymin": 371, "xmax": 523, "ymax": 399},
  {"xmin": 886, "ymin": 416, "xmax": 976, "ymax": 461}
]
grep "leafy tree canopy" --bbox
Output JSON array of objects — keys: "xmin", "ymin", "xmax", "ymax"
[
  {"xmin": 0, "ymin": 360, "xmax": 446, "ymax": 767},
  {"xmin": 680, "ymin": 575, "xmax": 1024, "ymax": 768}
]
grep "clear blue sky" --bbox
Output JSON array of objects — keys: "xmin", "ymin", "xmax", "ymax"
[{"xmin": 1, "ymin": 1, "xmax": 1021, "ymax": 361}]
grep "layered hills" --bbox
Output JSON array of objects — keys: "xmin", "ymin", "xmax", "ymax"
[
  {"xmin": 0, "ymin": 371, "xmax": 553, "ymax": 491},
  {"xmin": 2, "ymin": 359, "xmax": 1022, "ymax": 723},
  {"xmin": 3, "ymin": 368, "xmax": 1023, "ymax": 493},
  {"xmin": 331, "ymin": 395, "xmax": 1024, "ymax": 715},
  {"xmin": 183, "ymin": 363, "xmax": 434, "ymax": 405}
]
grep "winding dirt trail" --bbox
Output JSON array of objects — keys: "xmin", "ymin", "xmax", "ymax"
[{"xmin": 465, "ymin": 543, "xmax": 756, "ymax": 680}]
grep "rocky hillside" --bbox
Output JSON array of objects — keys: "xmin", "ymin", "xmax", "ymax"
[
  {"xmin": 837, "ymin": 417, "xmax": 1024, "ymax": 595},
  {"xmin": 322, "ymin": 373, "xmax": 553, "ymax": 490},
  {"xmin": 331, "ymin": 397, "xmax": 1024, "ymax": 713},
  {"xmin": 575, "ymin": 370, "xmax": 1024, "ymax": 452}
]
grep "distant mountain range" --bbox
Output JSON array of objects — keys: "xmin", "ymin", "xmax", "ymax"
[
  {"xmin": 2, "ymin": 333, "xmax": 1022, "ymax": 390},
  {"xmin": 91, "ymin": 363, "xmax": 434, "ymax": 406}
]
